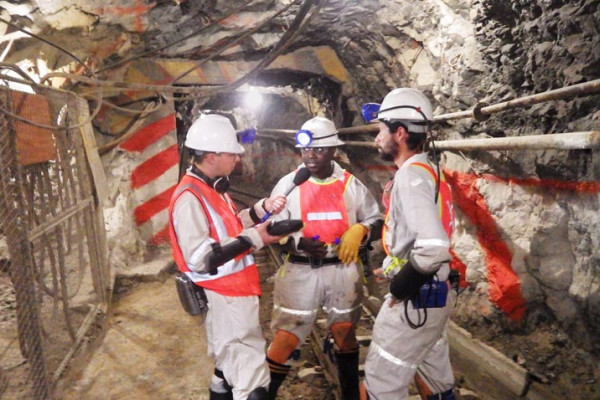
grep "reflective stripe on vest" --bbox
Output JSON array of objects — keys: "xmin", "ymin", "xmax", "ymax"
[
  {"xmin": 299, "ymin": 170, "xmax": 352, "ymax": 245},
  {"xmin": 381, "ymin": 162, "xmax": 455, "ymax": 257},
  {"xmin": 168, "ymin": 174, "xmax": 260, "ymax": 296}
]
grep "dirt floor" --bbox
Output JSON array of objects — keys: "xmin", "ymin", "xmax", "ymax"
[
  {"xmin": 53, "ymin": 253, "xmax": 335, "ymax": 400},
  {"xmin": 6, "ymin": 248, "xmax": 598, "ymax": 400}
]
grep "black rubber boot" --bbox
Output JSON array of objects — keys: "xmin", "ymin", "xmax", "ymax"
[
  {"xmin": 267, "ymin": 357, "xmax": 291, "ymax": 400},
  {"xmin": 335, "ymin": 349, "xmax": 360, "ymax": 400},
  {"xmin": 210, "ymin": 369, "xmax": 233, "ymax": 400},
  {"xmin": 209, "ymin": 389, "xmax": 233, "ymax": 400},
  {"xmin": 247, "ymin": 387, "xmax": 269, "ymax": 400}
]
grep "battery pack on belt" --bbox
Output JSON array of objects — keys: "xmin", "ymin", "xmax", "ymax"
[{"xmin": 410, "ymin": 279, "xmax": 448, "ymax": 309}]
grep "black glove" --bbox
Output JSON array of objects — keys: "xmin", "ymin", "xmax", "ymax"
[
  {"xmin": 206, "ymin": 236, "xmax": 252, "ymax": 275},
  {"xmin": 389, "ymin": 261, "xmax": 434, "ymax": 302}
]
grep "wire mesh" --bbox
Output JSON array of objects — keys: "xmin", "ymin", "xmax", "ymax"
[{"xmin": 0, "ymin": 86, "xmax": 109, "ymax": 399}]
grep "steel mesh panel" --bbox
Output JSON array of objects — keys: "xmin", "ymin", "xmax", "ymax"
[{"xmin": 0, "ymin": 86, "xmax": 109, "ymax": 399}]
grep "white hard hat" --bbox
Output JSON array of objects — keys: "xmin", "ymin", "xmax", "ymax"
[
  {"xmin": 185, "ymin": 114, "xmax": 245, "ymax": 154},
  {"xmin": 377, "ymin": 88, "xmax": 433, "ymax": 133},
  {"xmin": 295, "ymin": 116, "xmax": 345, "ymax": 148}
]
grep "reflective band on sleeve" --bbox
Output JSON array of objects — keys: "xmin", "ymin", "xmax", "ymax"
[
  {"xmin": 370, "ymin": 342, "xmax": 418, "ymax": 369},
  {"xmin": 274, "ymin": 304, "xmax": 318, "ymax": 317},
  {"xmin": 384, "ymin": 257, "xmax": 408, "ymax": 276},
  {"xmin": 322, "ymin": 304, "xmax": 361, "ymax": 315},
  {"xmin": 306, "ymin": 211, "xmax": 343, "ymax": 221},
  {"xmin": 414, "ymin": 238, "xmax": 450, "ymax": 247}
]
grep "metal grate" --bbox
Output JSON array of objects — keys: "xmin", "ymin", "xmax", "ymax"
[{"xmin": 0, "ymin": 86, "xmax": 110, "ymax": 399}]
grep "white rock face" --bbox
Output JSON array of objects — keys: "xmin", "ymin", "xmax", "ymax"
[{"xmin": 102, "ymin": 150, "xmax": 146, "ymax": 271}]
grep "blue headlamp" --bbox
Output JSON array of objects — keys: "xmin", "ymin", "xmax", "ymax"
[
  {"xmin": 295, "ymin": 129, "xmax": 338, "ymax": 146},
  {"xmin": 361, "ymin": 103, "xmax": 381, "ymax": 123},
  {"xmin": 295, "ymin": 129, "xmax": 313, "ymax": 146},
  {"xmin": 237, "ymin": 127, "xmax": 257, "ymax": 144}
]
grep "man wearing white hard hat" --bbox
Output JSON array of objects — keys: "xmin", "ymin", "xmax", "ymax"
[
  {"xmin": 266, "ymin": 116, "xmax": 383, "ymax": 400},
  {"xmin": 168, "ymin": 114, "xmax": 287, "ymax": 400},
  {"xmin": 360, "ymin": 89, "xmax": 458, "ymax": 400}
]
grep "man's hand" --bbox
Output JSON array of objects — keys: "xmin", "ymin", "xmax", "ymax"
[
  {"xmin": 264, "ymin": 195, "xmax": 286, "ymax": 215},
  {"xmin": 298, "ymin": 237, "xmax": 328, "ymax": 258},
  {"xmin": 255, "ymin": 222, "xmax": 285, "ymax": 246},
  {"xmin": 336, "ymin": 224, "xmax": 368, "ymax": 264}
]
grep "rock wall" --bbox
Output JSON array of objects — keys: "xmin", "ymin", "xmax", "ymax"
[
  {"xmin": 290, "ymin": 0, "xmax": 600, "ymax": 353},
  {"xmin": 443, "ymin": 0, "xmax": 600, "ymax": 353}
]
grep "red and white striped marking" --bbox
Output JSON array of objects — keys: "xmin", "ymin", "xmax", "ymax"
[{"xmin": 120, "ymin": 111, "xmax": 178, "ymax": 246}]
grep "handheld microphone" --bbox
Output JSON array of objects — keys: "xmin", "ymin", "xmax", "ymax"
[{"xmin": 261, "ymin": 167, "xmax": 311, "ymax": 222}]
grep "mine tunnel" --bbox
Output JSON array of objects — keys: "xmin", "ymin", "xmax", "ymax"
[{"xmin": 0, "ymin": 0, "xmax": 598, "ymax": 399}]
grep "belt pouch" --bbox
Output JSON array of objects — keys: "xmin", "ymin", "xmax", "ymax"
[{"xmin": 175, "ymin": 273, "xmax": 209, "ymax": 317}]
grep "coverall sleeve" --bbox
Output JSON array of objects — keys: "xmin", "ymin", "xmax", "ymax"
[
  {"xmin": 172, "ymin": 192, "xmax": 214, "ymax": 274},
  {"xmin": 237, "ymin": 198, "xmax": 268, "ymax": 227},
  {"xmin": 397, "ymin": 167, "xmax": 450, "ymax": 275},
  {"xmin": 172, "ymin": 192, "xmax": 265, "ymax": 274}
]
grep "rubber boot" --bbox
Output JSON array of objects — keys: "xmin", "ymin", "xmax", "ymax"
[
  {"xmin": 247, "ymin": 387, "xmax": 269, "ymax": 400},
  {"xmin": 335, "ymin": 349, "xmax": 360, "ymax": 400},
  {"xmin": 209, "ymin": 389, "xmax": 233, "ymax": 400},
  {"xmin": 210, "ymin": 369, "xmax": 233, "ymax": 400},
  {"xmin": 267, "ymin": 357, "xmax": 291, "ymax": 400}
]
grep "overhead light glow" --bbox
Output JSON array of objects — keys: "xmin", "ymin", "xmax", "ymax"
[{"xmin": 243, "ymin": 90, "xmax": 263, "ymax": 112}]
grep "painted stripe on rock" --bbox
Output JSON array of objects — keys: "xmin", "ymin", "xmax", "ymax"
[
  {"xmin": 445, "ymin": 170, "xmax": 526, "ymax": 321},
  {"xmin": 120, "ymin": 114, "xmax": 176, "ymax": 152},
  {"xmin": 131, "ymin": 144, "xmax": 179, "ymax": 189},
  {"xmin": 134, "ymin": 184, "xmax": 177, "ymax": 225}
]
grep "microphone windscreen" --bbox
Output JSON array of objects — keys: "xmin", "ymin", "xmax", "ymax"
[{"xmin": 292, "ymin": 167, "xmax": 311, "ymax": 186}]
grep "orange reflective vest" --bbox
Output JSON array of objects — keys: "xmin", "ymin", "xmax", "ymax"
[
  {"xmin": 168, "ymin": 174, "xmax": 260, "ymax": 296},
  {"xmin": 382, "ymin": 162, "xmax": 454, "ymax": 256},
  {"xmin": 299, "ymin": 170, "xmax": 352, "ymax": 245}
]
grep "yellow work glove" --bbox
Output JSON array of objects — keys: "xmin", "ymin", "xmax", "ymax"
[{"xmin": 336, "ymin": 223, "xmax": 368, "ymax": 264}]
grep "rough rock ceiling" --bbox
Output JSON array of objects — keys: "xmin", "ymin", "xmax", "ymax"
[{"xmin": 0, "ymin": 0, "xmax": 387, "ymax": 97}]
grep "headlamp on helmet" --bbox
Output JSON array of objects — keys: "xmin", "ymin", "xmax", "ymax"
[
  {"xmin": 238, "ymin": 127, "xmax": 257, "ymax": 144},
  {"xmin": 294, "ymin": 117, "xmax": 345, "ymax": 148},
  {"xmin": 361, "ymin": 103, "xmax": 381, "ymax": 123},
  {"xmin": 295, "ymin": 129, "xmax": 338, "ymax": 147}
]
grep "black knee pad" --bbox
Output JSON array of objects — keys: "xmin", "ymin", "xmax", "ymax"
[{"xmin": 247, "ymin": 387, "xmax": 268, "ymax": 400}]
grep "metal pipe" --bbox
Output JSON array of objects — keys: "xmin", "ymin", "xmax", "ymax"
[
  {"xmin": 339, "ymin": 125, "xmax": 378, "ymax": 134},
  {"xmin": 340, "ymin": 132, "xmax": 600, "ymax": 151},
  {"xmin": 343, "ymin": 140, "xmax": 377, "ymax": 148},
  {"xmin": 330, "ymin": 79, "xmax": 600, "ymax": 134},
  {"xmin": 259, "ymin": 128, "xmax": 296, "ymax": 135},
  {"xmin": 435, "ymin": 79, "xmax": 600, "ymax": 122},
  {"xmin": 260, "ymin": 126, "xmax": 380, "ymax": 136},
  {"xmin": 256, "ymin": 128, "xmax": 600, "ymax": 152},
  {"xmin": 433, "ymin": 131, "xmax": 600, "ymax": 151}
]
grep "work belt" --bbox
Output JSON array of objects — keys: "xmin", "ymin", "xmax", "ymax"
[{"xmin": 287, "ymin": 254, "xmax": 341, "ymax": 268}]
